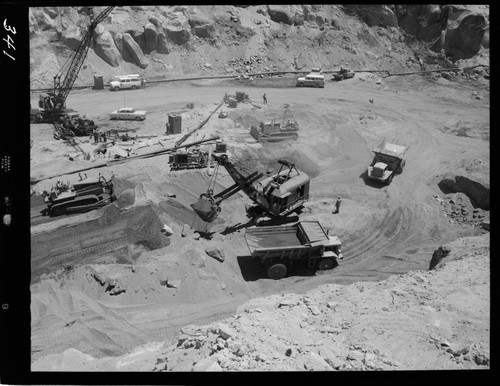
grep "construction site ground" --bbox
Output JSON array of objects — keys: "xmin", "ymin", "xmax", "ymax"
[{"xmin": 29, "ymin": 73, "xmax": 490, "ymax": 365}]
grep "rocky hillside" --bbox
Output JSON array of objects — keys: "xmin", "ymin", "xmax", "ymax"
[
  {"xmin": 31, "ymin": 233, "xmax": 490, "ymax": 371},
  {"xmin": 29, "ymin": 4, "xmax": 489, "ymax": 89}
]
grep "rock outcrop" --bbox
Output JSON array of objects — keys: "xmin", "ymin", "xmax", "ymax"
[
  {"xmin": 143, "ymin": 22, "xmax": 158, "ymax": 53},
  {"xmin": 60, "ymin": 25, "xmax": 83, "ymax": 50},
  {"xmin": 122, "ymin": 32, "xmax": 149, "ymax": 69},
  {"xmin": 438, "ymin": 174, "xmax": 489, "ymax": 210},
  {"xmin": 92, "ymin": 25, "xmax": 121, "ymax": 67},
  {"xmin": 163, "ymin": 12, "xmax": 191, "ymax": 45},
  {"xmin": 395, "ymin": 5, "xmax": 444, "ymax": 41},
  {"xmin": 267, "ymin": 5, "xmax": 295, "ymax": 25},
  {"xmin": 343, "ymin": 4, "xmax": 398, "ymax": 27},
  {"xmin": 188, "ymin": 15, "xmax": 215, "ymax": 39}
]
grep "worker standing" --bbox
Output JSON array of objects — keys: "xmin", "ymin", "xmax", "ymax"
[
  {"xmin": 102, "ymin": 132, "xmax": 107, "ymax": 143},
  {"xmin": 263, "ymin": 93, "xmax": 267, "ymax": 104},
  {"xmin": 93, "ymin": 129, "xmax": 99, "ymax": 144},
  {"xmin": 335, "ymin": 196, "xmax": 342, "ymax": 214}
]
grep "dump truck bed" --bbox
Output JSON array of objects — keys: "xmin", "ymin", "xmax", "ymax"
[
  {"xmin": 375, "ymin": 143, "xmax": 408, "ymax": 159},
  {"xmin": 244, "ymin": 221, "xmax": 329, "ymax": 254}
]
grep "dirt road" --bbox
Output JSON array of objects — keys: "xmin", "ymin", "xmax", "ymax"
[{"xmin": 30, "ymin": 73, "xmax": 489, "ymax": 360}]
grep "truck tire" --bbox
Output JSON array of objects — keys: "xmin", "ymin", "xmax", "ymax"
[
  {"xmin": 267, "ymin": 263, "xmax": 287, "ymax": 280},
  {"xmin": 135, "ymin": 116, "xmax": 142, "ymax": 121},
  {"xmin": 318, "ymin": 257, "xmax": 335, "ymax": 270}
]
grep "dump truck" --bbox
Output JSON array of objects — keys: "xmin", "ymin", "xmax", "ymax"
[
  {"xmin": 244, "ymin": 221, "xmax": 343, "ymax": 280},
  {"xmin": 367, "ymin": 140, "xmax": 408, "ymax": 184},
  {"xmin": 43, "ymin": 175, "xmax": 115, "ymax": 217}
]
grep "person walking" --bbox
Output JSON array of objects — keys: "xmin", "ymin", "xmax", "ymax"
[
  {"xmin": 335, "ymin": 196, "xmax": 342, "ymax": 214},
  {"xmin": 263, "ymin": 93, "xmax": 267, "ymax": 104}
]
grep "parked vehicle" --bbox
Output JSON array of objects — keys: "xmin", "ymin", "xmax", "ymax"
[
  {"xmin": 244, "ymin": 221, "xmax": 343, "ymax": 280},
  {"xmin": 296, "ymin": 73, "xmax": 325, "ymax": 88},
  {"xmin": 109, "ymin": 74, "xmax": 144, "ymax": 91},
  {"xmin": 333, "ymin": 67, "xmax": 355, "ymax": 81},
  {"xmin": 367, "ymin": 140, "xmax": 408, "ymax": 184},
  {"xmin": 109, "ymin": 107, "xmax": 146, "ymax": 121}
]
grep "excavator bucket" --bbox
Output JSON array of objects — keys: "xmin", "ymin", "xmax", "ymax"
[{"xmin": 191, "ymin": 196, "xmax": 221, "ymax": 223}]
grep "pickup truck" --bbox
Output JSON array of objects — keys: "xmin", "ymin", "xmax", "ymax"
[
  {"xmin": 367, "ymin": 141, "xmax": 408, "ymax": 184},
  {"xmin": 109, "ymin": 107, "xmax": 146, "ymax": 121},
  {"xmin": 244, "ymin": 221, "xmax": 342, "ymax": 280}
]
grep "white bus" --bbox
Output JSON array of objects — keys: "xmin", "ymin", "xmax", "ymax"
[
  {"xmin": 296, "ymin": 73, "xmax": 325, "ymax": 88},
  {"xmin": 109, "ymin": 74, "xmax": 145, "ymax": 91}
]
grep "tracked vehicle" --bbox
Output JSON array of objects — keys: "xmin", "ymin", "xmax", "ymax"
[
  {"xmin": 43, "ymin": 176, "xmax": 116, "ymax": 217},
  {"xmin": 192, "ymin": 154, "xmax": 310, "ymax": 225}
]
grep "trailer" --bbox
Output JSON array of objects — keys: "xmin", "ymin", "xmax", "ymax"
[{"xmin": 244, "ymin": 221, "xmax": 342, "ymax": 280}]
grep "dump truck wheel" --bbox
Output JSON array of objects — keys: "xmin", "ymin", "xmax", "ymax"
[
  {"xmin": 267, "ymin": 263, "xmax": 287, "ymax": 280},
  {"xmin": 318, "ymin": 257, "xmax": 335, "ymax": 270}
]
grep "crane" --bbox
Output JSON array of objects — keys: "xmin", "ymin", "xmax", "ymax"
[
  {"xmin": 191, "ymin": 154, "xmax": 310, "ymax": 225},
  {"xmin": 34, "ymin": 6, "xmax": 115, "ymax": 123}
]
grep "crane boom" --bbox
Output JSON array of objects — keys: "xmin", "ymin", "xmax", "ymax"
[
  {"xmin": 39, "ymin": 6, "xmax": 115, "ymax": 118},
  {"xmin": 191, "ymin": 154, "xmax": 310, "ymax": 224}
]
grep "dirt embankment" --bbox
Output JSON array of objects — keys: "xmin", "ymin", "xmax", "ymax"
[{"xmin": 31, "ymin": 232, "xmax": 490, "ymax": 371}]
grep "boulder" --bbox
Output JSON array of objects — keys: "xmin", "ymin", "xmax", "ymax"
[
  {"xmin": 302, "ymin": 352, "xmax": 332, "ymax": 371},
  {"xmin": 31, "ymin": 8, "xmax": 57, "ymax": 31},
  {"xmin": 429, "ymin": 245, "xmax": 452, "ymax": 270},
  {"xmin": 93, "ymin": 25, "xmax": 122, "ymax": 67},
  {"xmin": 122, "ymin": 32, "xmax": 149, "ymax": 68},
  {"xmin": 60, "ymin": 25, "xmax": 83, "ymax": 50},
  {"xmin": 193, "ymin": 358, "xmax": 223, "ymax": 372},
  {"xmin": 438, "ymin": 174, "xmax": 489, "ymax": 210},
  {"xmin": 267, "ymin": 5, "xmax": 294, "ymax": 25},
  {"xmin": 357, "ymin": 27, "xmax": 381, "ymax": 47},
  {"xmin": 143, "ymin": 22, "xmax": 158, "ymax": 53},
  {"xmin": 192, "ymin": 23, "xmax": 215, "ymax": 39},
  {"xmin": 217, "ymin": 323, "xmax": 237, "ymax": 340},
  {"xmin": 481, "ymin": 26, "xmax": 489, "ymax": 48},
  {"xmin": 157, "ymin": 32, "xmax": 170, "ymax": 54},
  {"xmin": 395, "ymin": 5, "xmax": 444, "ymax": 41},
  {"xmin": 439, "ymin": 12, "xmax": 488, "ymax": 60},
  {"xmin": 163, "ymin": 12, "xmax": 191, "ymax": 45},
  {"xmin": 205, "ymin": 247, "xmax": 225, "ymax": 262},
  {"xmin": 343, "ymin": 4, "xmax": 398, "ymax": 27}
]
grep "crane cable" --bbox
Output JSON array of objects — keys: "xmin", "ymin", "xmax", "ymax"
[{"xmin": 206, "ymin": 161, "xmax": 220, "ymax": 195}]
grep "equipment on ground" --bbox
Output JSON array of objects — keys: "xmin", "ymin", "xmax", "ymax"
[
  {"xmin": 244, "ymin": 221, "xmax": 343, "ymax": 280},
  {"xmin": 333, "ymin": 67, "xmax": 355, "ymax": 81},
  {"xmin": 31, "ymin": 6, "xmax": 115, "ymax": 137},
  {"xmin": 250, "ymin": 104, "xmax": 299, "ymax": 142},
  {"xmin": 191, "ymin": 154, "xmax": 310, "ymax": 225},
  {"xmin": 167, "ymin": 114, "xmax": 182, "ymax": 134},
  {"xmin": 42, "ymin": 175, "xmax": 116, "ymax": 217},
  {"xmin": 169, "ymin": 147, "xmax": 209, "ymax": 170},
  {"xmin": 367, "ymin": 140, "xmax": 408, "ymax": 184}
]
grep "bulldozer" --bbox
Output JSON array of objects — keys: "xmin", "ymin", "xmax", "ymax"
[
  {"xmin": 42, "ymin": 175, "xmax": 116, "ymax": 217},
  {"xmin": 191, "ymin": 154, "xmax": 310, "ymax": 225}
]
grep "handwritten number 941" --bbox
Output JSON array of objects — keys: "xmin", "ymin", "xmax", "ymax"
[{"xmin": 3, "ymin": 19, "xmax": 16, "ymax": 61}]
